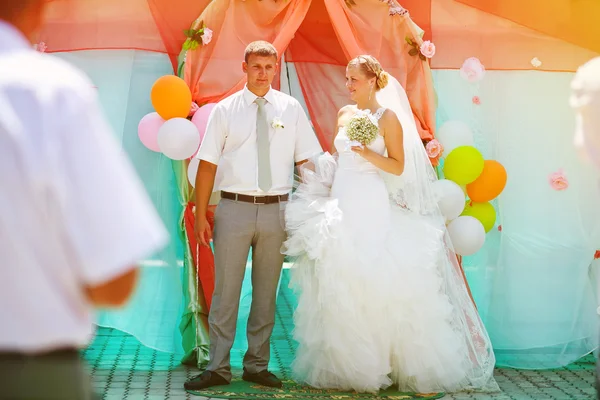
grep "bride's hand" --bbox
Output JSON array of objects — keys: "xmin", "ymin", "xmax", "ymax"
[{"xmin": 351, "ymin": 145, "xmax": 372, "ymax": 159}]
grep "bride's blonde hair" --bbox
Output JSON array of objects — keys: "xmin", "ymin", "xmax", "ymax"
[{"xmin": 347, "ymin": 55, "xmax": 389, "ymax": 91}]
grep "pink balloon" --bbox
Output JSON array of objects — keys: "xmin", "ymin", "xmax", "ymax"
[
  {"xmin": 138, "ymin": 112, "xmax": 165, "ymax": 152},
  {"xmin": 191, "ymin": 103, "xmax": 216, "ymax": 144}
]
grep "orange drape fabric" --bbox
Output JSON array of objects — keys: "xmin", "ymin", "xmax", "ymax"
[
  {"xmin": 456, "ymin": 0, "xmax": 600, "ymax": 54},
  {"xmin": 184, "ymin": 203, "xmax": 215, "ymax": 311},
  {"xmin": 286, "ymin": 0, "xmax": 436, "ymax": 149},
  {"xmin": 40, "ymin": 0, "xmax": 207, "ymax": 71},
  {"xmin": 183, "ymin": 0, "xmax": 312, "ymax": 104},
  {"xmin": 430, "ymin": 0, "xmax": 599, "ymax": 72},
  {"xmin": 325, "ymin": 0, "xmax": 436, "ymax": 141},
  {"xmin": 40, "ymin": 0, "xmax": 599, "ymax": 73}
]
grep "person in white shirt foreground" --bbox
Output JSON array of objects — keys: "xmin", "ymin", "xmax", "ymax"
[
  {"xmin": 571, "ymin": 57, "xmax": 600, "ymax": 170},
  {"xmin": 0, "ymin": 1, "xmax": 169, "ymax": 399},
  {"xmin": 186, "ymin": 40, "xmax": 322, "ymax": 391},
  {"xmin": 570, "ymin": 56, "xmax": 600, "ymax": 400}
]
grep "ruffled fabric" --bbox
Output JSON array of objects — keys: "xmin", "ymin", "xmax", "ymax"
[{"xmin": 283, "ymin": 152, "xmax": 497, "ymax": 394}]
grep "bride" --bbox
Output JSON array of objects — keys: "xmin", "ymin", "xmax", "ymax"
[{"xmin": 283, "ymin": 55, "xmax": 498, "ymax": 394}]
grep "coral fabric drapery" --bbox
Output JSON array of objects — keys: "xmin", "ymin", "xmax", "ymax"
[
  {"xmin": 456, "ymin": 0, "xmax": 600, "ymax": 54},
  {"xmin": 40, "ymin": 0, "xmax": 207, "ymax": 70},
  {"xmin": 286, "ymin": 0, "xmax": 436, "ymax": 149},
  {"xmin": 184, "ymin": 203, "xmax": 215, "ymax": 310},
  {"xmin": 183, "ymin": 0, "xmax": 312, "ymax": 104},
  {"xmin": 40, "ymin": 0, "xmax": 598, "ymax": 74},
  {"xmin": 430, "ymin": 0, "xmax": 598, "ymax": 72}
]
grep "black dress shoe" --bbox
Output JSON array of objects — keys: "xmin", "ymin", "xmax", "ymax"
[
  {"xmin": 184, "ymin": 370, "xmax": 229, "ymax": 391},
  {"xmin": 242, "ymin": 369, "xmax": 283, "ymax": 388}
]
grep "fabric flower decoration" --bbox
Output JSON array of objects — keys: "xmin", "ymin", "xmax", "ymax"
[
  {"xmin": 188, "ymin": 102, "xmax": 199, "ymax": 118},
  {"xmin": 419, "ymin": 41, "xmax": 436, "ymax": 58},
  {"xmin": 383, "ymin": 0, "xmax": 409, "ymax": 15},
  {"xmin": 460, "ymin": 57, "xmax": 486, "ymax": 82},
  {"xmin": 498, "ymin": 225, "xmax": 502, "ymax": 232},
  {"xmin": 201, "ymin": 28, "xmax": 213, "ymax": 45},
  {"xmin": 425, "ymin": 139, "xmax": 443, "ymax": 158},
  {"xmin": 34, "ymin": 42, "xmax": 47, "ymax": 53},
  {"xmin": 531, "ymin": 57, "xmax": 542, "ymax": 68},
  {"xmin": 271, "ymin": 117, "xmax": 284, "ymax": 129},
  {"xmin": 472, "ymin": 96, "xmax": 481, "ymax": 105},
  {"xmin": 594, "ymin": 250, "xmax": 600, "ymax": 260},
  {"xmin": 548, "ymin": 169, "xmax": 568, "ymax": 191}
]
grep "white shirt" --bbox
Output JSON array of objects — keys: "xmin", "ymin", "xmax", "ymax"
[
  {"xmin": 196, "ymin": 86, "xmax": 322, "ymax": 195},
  {"xmin": 0, "ymin": 21, "xmax": 168, "ymax": 353},
  {"xmin": 571, "ymin": 56, "xmax": 600, "ymax": 169}
]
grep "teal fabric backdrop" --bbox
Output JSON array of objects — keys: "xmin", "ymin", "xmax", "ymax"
[{"xmin": 432, "ymin": 70, "xmax": 600, "ymax": 369}]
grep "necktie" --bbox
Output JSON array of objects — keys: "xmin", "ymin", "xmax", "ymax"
[{"xmin": 255, "ymin": 97, "xmax": 272, "ymax": 192}]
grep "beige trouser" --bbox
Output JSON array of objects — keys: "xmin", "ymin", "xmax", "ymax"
[{"xmin": 206, "ymin": 198, "xmax": 286, "ymax": 381}]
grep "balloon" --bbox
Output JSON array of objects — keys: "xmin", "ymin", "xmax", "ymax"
[
  {"xmin": 443, "ymin": 146, "xmax": 485, "ymax": 185},
  {"xmin": 188, "ymin": 157, "xmax": 200, "ymax": 187},
  {"xmin": 157, "ymin": 118, "xmax": 200, "ymax": 160},
  {"xmin": 447, "ymin": 216, "xmax": 486, "ymax": 256},
  {"xmin": 436, "ymin": 121, "xmax": 474, "ymax": 157},
  {"xmin": 137, "ymin": 112, "xmax": 164, "ymax": 152},
  {"xmin": 461, "ymin": 201, "xmax": 496, "ymax": 232},
  {"xmin": 151, "ymin": 75, "xmax": 192, "ymax": 120},
  {"xmin": 432, "ymin": 179, "xmax": 466, "ymax": 221},
  {"xmin": 191, "ymin": 103, "xmax": 216, "ymax": 141},
  {"xmin": 466, "ymin": 160, "xmax": 507, "ymax": 202}
]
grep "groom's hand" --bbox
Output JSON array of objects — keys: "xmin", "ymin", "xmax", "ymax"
[{"xmin": 195, "ymin": 214, "xmax": 212, "ymax": 247}]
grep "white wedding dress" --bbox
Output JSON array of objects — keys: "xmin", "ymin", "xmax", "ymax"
[{"xmin": 283, "ymin": 82, "xmax": 498, "ymax": 394}]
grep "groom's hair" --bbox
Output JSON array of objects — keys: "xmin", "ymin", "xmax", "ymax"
[{"xmin": 244, "ymin": 41, "xmax": 278, "ymax": 63}]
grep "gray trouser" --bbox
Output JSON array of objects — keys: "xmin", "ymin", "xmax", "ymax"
[
  {"xmin": 0, "ymin": 349, "xmax": 98, "ymax": 400},
  {"xmin": 207, "ymin": 198, "xmax": 286, "ymax": 381}
]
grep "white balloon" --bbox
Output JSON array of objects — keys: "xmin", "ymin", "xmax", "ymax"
[
  {"xmin": 437, "ymin": 121, "xmax": 474, "ymax": 157},
  {"xmin": 187, "ymin": 157, "xmax": 200, "ymax": 187},
  {"xmin": 157, "ymin": 118, "xmax": 200, "ymax": 160},
  {"xmin": 433, "ymin": 179, "xmax": 466, "ymax": 221},
  {"xmin": 447, "ymin": 216, "xmax": 485, "ymax": 256}
]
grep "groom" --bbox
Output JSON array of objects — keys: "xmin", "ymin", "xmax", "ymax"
[{"xmin": 185, "ymin": 41, "xmax": 322, "ymax": 390}]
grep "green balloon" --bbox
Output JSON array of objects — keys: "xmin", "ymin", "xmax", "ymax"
[
  {"xmin": 462, "ymin": 201, "xmax": 496, "ymax": 233},
  {"xmin": 443, "ymin": 146, "xmax": 485, "ymax": 185}
]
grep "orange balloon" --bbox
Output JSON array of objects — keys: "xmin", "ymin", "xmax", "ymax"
[
  {"xmin": 151, "ymin": 75, "xmax": 192, "ymax": 120},
  {"xmin": 466, "ymin": 160, "xmax": 507, "ymax": 202}
]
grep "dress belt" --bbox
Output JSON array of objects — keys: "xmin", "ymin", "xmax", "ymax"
[{"xmin": 221, "ymin": 191, "xmax": 289, "ymax": 204}]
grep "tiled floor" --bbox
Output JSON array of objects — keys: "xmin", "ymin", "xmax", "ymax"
[{"xmin": 84, "ymin": 271, "xmax": 597, "ymax": 399}]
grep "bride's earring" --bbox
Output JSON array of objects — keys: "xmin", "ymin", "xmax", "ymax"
[{"xmin": 369, "ymin": 83, "xmax": 373, "ymax": 101}]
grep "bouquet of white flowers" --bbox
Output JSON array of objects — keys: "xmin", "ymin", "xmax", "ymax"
[{"xmin": 345, "ymin": 111, "xmax": 379, "ymax": 146}]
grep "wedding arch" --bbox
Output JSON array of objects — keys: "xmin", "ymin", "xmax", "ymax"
[{"xmin": 40, "ymin": 0, "xmax": 600, "ymax": 370}]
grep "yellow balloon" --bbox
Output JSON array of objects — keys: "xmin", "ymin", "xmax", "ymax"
[
  {"xmin": 461, "ymin": 201, "xmax": 496, "ymax": 233},
  {"xmin": 443, "ymin": 146, "xmax": 485, "ymax": 185}
]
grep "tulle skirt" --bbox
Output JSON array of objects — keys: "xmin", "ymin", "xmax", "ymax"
[{"xmin": 283, "ymin": 156, "xmax": 497, "ymax": 394}]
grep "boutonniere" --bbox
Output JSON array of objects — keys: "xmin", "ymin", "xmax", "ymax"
[{"xmin": 271, "ymin": 117, "xmax": 285, "ymax": 129}]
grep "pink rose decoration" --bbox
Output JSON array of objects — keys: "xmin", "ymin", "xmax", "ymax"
[
  {"xmin": 201, "ymin": 28, "xmax": 213, "ymax": 45},
  {"xmin": 460, "ymin": 57, "xmax": 486, "ymax": 82},
  {"xmin": 419, "ymin": 41, "xmax": 436, "ymax": 58},
  {"xmin": 426, "ymin": 139, "xmax": 443, "ymax": 158},
  {"xmin": 472, "ymin": 96, "xmax": 481, "ymax": 105},
  {"xmin": 188, "ymin": 102, "xmax": 199, "ymax": 118},
  {"xmin": 498, "ymin": 225, "xmax": 502, "ymax": 232},
  {"xmin": 548, "ymin": 169, "xmax": 569, "ymax": 191},
  {"xmin": 34, "ymin": 42, "xmax": 47, "ymax": 53}
]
